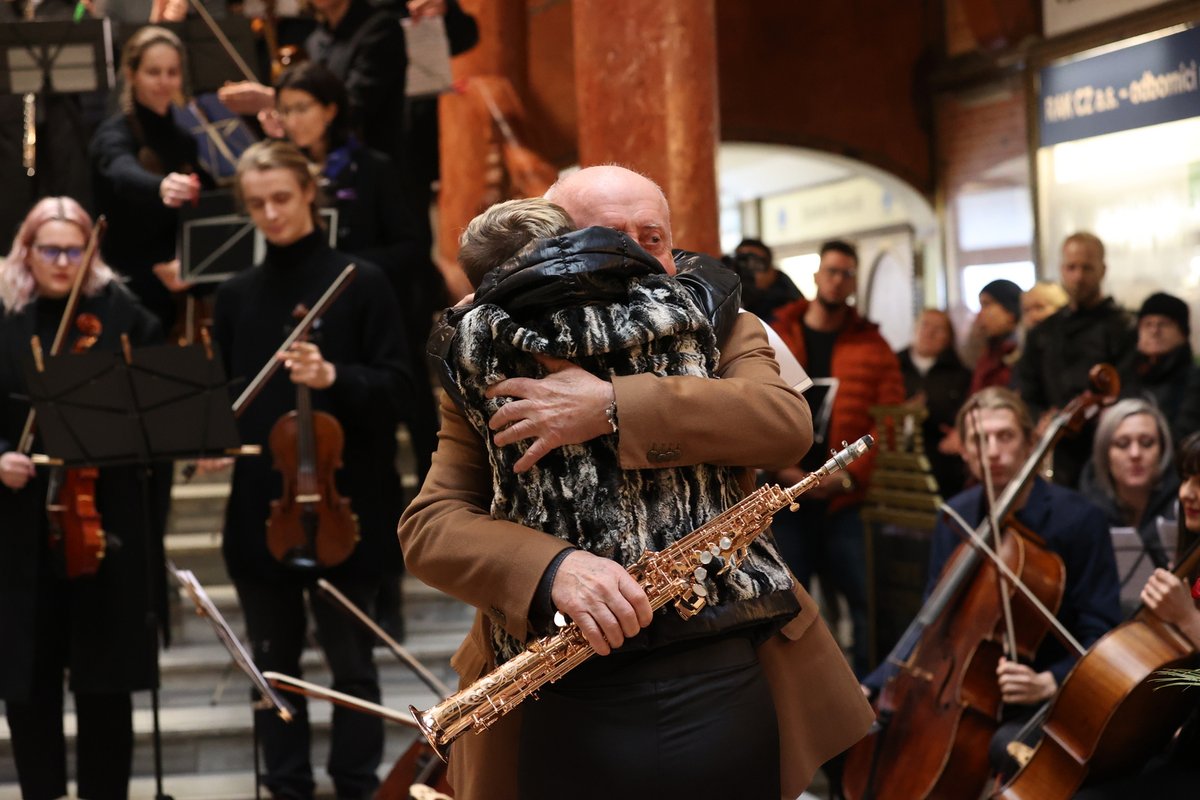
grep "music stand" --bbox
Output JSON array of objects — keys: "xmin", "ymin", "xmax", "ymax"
[
  {"xmin": 21, "ymin": 340, "xmax": 242, "ymax": 800},
  {"xmin": 0, "ymin": 19, "xmax": 115, "ymax": 94},
  {"xmin": 23, "ymin": 341, "xmax": 240, "ymax": 466},
  {"xmin": 180, "ymin": 190, "xmax": 340, "ymax": 284},
  {"xmin": 0, "ymin": 18, "xmax": 115, "ymax": 176}
]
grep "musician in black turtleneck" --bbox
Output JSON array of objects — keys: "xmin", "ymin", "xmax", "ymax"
[
  {"xmin": 90, "ymin": 26, "xmax": 215, "ymax": 333},
  {"xmin": 207, "ymin": 140, "xmax": 409, "ymax": 800}
]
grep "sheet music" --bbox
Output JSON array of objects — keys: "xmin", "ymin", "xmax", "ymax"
[{"xmin": 402, "ymin": 15, "xmax": 452, "ymax": 98}]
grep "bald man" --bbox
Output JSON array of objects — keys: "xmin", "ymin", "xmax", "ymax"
[{"xmin": 399, "ymin": 166, "xmax": 872, "ymax": 800}]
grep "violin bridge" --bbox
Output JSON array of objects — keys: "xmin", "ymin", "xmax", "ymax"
[{"xmin": 296, "ymin": 493, "xmax": 322, "ymax": 503}]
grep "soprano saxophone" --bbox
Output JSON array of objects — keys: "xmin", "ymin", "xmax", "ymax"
[{"xmin": 411, "ymin": 434, "xmax": 874, "ymax": 761}]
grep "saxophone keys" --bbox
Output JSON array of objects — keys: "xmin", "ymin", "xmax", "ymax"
[
  {"xmin": 718, "ymin": 536, "xmax": 733, "ymax": 551},
  {"xmin": 553, "ymin": 611, "xmax": 568, "ymax": 628},
  {"xmin": 693, "ymin": 566, "xmax": 707, "ymax": 581},
  {"xmin": 698, "ymin": 550, "xmax": 713, "ymax": 565},
  {"xmin": 708, "ymin": 543, "xmax": 722, "ymax": 556},
  {"xmin": 691, "ymin": 583, "xmax": 708, "ymax": 597}
]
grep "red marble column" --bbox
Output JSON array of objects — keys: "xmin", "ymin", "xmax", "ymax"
[{"xmin": 571, "ymin": 0, "xmax": 721, "ymax": 257}]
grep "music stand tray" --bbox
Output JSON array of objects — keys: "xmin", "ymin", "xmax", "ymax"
[
  {"xmin": 22, "ymin": 341, "xmax": 240, "ymax": 467},
  {"xmin": 0, "ymin": 19, "xmax": 115, "ymax": 95}
]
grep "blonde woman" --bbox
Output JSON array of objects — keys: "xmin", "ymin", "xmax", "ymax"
[{"xmin": 89, "ymin": 25, "xmax": 214, "ymax": 331}]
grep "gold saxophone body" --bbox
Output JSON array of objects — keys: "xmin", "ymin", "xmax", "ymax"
[{"xmin": 412, "ymin": 434, "xmax": 875, "ymax": 761}]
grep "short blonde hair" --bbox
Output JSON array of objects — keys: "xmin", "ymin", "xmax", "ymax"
[
  {"xmin": 458, "ymin": 198, "xmax": 574, "ymax": 288},
  {"xmin": 234, "ymin": 140, "xmax": 322, "ymax": 227}
]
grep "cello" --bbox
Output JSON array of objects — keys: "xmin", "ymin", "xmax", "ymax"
[
  {"xmin": 844, "ymin": 366, "xmax": 1120, "ymax": 800},
  {"xmin": 993, "ymin": 542, "xmax": 1200, "ymax": 798},
  {"xmin": 264, "ymin": 304, "xmax": 359, "ymax": 570}
]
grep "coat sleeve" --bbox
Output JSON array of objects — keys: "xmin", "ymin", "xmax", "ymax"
[
  {"xmin": 327, "ymin": 264, "xmax": 412, "ymax": 426},
  {"xmin": 89, "ymin": 118, "xmax": 163, "ymax": 206},
  {"xmin": 343, "ymin": 15, "xmax": 408, "ymax": 133},
  {"xmin": 397, "ymin": 393, "xmax": 574, "ymax": 644},
  {"xmin": 612, "ymin": 313, "xmax": 812, "ymax": 471}
]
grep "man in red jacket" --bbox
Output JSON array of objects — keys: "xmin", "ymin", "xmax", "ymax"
[{"xmin": 768, "ymin": 239, "xmax": 905, "ymax": 675}]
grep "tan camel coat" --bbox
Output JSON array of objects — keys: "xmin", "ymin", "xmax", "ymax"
[{"xmin": 399, "ymin": 314, "xmax": 874, "ymax": 800}]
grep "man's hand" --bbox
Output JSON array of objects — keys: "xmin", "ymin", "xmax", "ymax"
[
  {"xmin": 550, "ymin": 550, "xmax": 653, "ymax": 656},
  {"xmin": 278, "ymin": 342, "xmax": 336, "ymax": 390},
  {"xmin": 996, "ymin": 657, "xmax": 1056, "ymax": 704},
  {"xmin": 0, "ymin": 452, "xmax": 35, "ymax": 491},
  {"xmin": 937, "ymin": 424, "xmax": 962, "ymax": 456},
  {"xmin": 217, "ymin": 81, "xmax": 275, "ymax": 115},
  {"xmin": 486, "ymin": 354, "xmax": 613, "ymax": 473}
]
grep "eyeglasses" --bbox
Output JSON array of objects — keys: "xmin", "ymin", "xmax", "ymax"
[
  {"xmin": 277, "ymin": 100, "xmax": 317, "ymax": 117},
  {"xmin": 33, "ymin": 245, "xmax": 84, "ymax": 264},
  {"xmin": 821, "ymin": 266, "xmax": 857, "ymax": 280}
]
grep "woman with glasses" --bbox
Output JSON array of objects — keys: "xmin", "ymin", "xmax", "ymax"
[
  {"xmin": 0, "ymin": 196, "xmax": 168, "ymax": 800},
  {"xmin": 272, "ymin": 61, "xmax": 444, "ymax": 496},
  {"xmin": 89, "ymin": 25, "xmax": 215, "ymax": 333}
]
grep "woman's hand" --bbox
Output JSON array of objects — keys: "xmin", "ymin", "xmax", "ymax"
[
  {"xmin": 257, "ymin": 109, "xmax": 285, "ymax": 139},
  {"xmin": 0, "ymin": 452, "xmax": 35, "ymax": 491},
  {"xmin": 160, "ymin": 172, "xmax": 200, "ymax": 208}
]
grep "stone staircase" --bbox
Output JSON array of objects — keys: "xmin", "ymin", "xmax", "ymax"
[{"xmin": 0, "ymin": 450, "xmax": 474, "ymax": 800}]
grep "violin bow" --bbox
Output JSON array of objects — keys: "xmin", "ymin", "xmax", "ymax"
[
  {"xmin": 183, "ymin": 0, "xmax": 259, "ymax": 83},
  {"xmin": 170, "ymin": 563, "xmax": 294, "ymax": 721},
  {"xmin": 315, "ymin": 578, "xmax": 452, "ymax": 699},
  {"xmin": 17, "ymin": 216, "xmax": 107, "ymax": 455},
  {"xmin": 968, "ymin": 404, "xmax": 1020, "ymax": 662},
  {"xmin": 263, "ymin": 672, "xmax": 421, "ymax": 730},
  {"xmin": 232, "ymin": 263, "xmax": 356, "ymax": 418}
]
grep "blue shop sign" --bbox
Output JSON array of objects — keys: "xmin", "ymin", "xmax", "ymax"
[{"xmin": 1039, "ymin": 26, "xmax": 1200, "ymax": 147}]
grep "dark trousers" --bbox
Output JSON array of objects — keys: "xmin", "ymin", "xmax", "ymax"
[
  {"xmin": 772, "ymin": 501, "xmax": 870, "ymax": 675},
  {"xmin": 516, "ymin": 634, "xmax": 780, "ymax": 800},
  {"xmin": 235, "ymin": 575, "xmax": 384, "ymax": 800},
  {"xmin": 5, "ymin": 553, "xmax": 133, "ymax": 800}
]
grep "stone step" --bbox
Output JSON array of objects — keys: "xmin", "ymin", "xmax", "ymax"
[
  {"xmin": 171, "ymin": 580, "xmax": 474, "ymax": 648},
  {"xmin": 0, "ymin": 685, "xmax": 441, "ymax": 785},
  {"xmin": 0, "ymin": 764, "xmax": 421, "ymax": 800}
]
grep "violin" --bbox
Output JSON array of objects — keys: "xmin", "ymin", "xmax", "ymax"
[
  {"xmin": 45, "ymin": 313, "xmax": 107, "ymax": 579},
  {"xmin": 993, "ymin": 542, "xmax": 1200, "ymax": 798},
  {"xmin": 844, "ymin": 365, "xmax": 1120, "ymax": 800},
  {"xmin": 264, "ymin": 304, "xmax": 359, "ymax": 570}
]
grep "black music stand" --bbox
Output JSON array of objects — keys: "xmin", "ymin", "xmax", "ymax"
[
  {"xmin": 0, "ymin": 19, "xmax": 115, "ymax": 177},
  {"xmin": 180, "ymin": 190, "xmax": 339, "ymax": 284},
  {"xmin": 24, "ymin": 341, "xmax": 240, "ymax": 466},
  {"xmin": 22, "ymin": 341, "xmax": 241, "ymax": 800}
]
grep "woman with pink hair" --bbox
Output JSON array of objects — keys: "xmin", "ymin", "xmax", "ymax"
[{"xmin": 0, "ymin": 196, "xmax": 168, "ymax": 800}]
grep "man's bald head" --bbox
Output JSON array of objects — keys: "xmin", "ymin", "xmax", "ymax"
[{"xmin": 545, "ymin": 166, "xmax": 675, "ymax": 274}]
